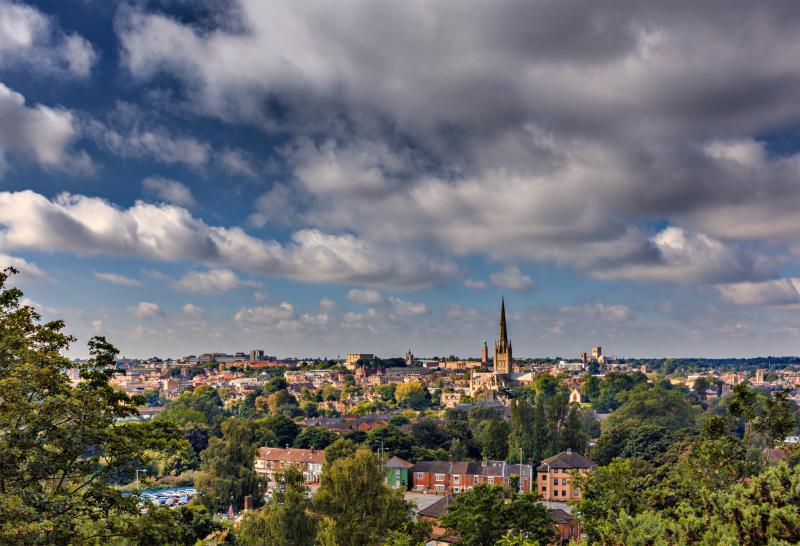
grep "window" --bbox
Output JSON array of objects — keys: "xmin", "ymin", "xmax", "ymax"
[
  {"xmin": 453, "ymin": 475, "xmax": 460, "ymax": 484},
  {"xmin": 553, "ymin": 478, "xmax": 558, "ymax": 485},
  {"xmin": 474, "ymin": 475, "xmax": 481, "ymax": 482},
  {"xmin": 415, "ymin": 472, "xmax": 424, "ymax": 479},
  {"xmin": 562, "ymin": 478, "xmax": 567, "ymax": 485},
  {"xmin": 487, "ymin": 476, "xmax": 494, "ymax": 484},
  {"xmin": 435, "ymin": 484, "xmax": 445, "ymax": 492},
  {"xmin": 435, "ymin": 473, "xmax": 445, "ymax": 481},
  {"xmin": 415, "ymin": 485, "xmax": 424, "ymax": 491}
]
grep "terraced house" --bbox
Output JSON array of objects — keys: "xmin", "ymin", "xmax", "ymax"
[{"xmin": 411, "ymin": 459, "xmax": 534, "ymax": 494}]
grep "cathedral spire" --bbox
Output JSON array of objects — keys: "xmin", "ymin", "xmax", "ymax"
[{"xmin": 499, "ymin": 297, "xmax": 507, "ymax": 344}]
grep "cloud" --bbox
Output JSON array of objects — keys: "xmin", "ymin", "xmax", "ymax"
[
  {"xmin": 559, "ymin": 303, "xmax": 632, "ymax": 322},
  {"xmin": 173, "ymin": 268, "xmax": 259, "ymax": 293},
  {"xmin": 142, "ymin": 176, "xmax": 197, "ymax": 208},
  {"xmin": 0, "ymin": 190, "xmax": 454, "ymax": 289},
  {"xmin": 247, "ymin": 184, "xmax": 297, "ymax": 228},
  {"xmin": 129, "ymin": 301, "xmax": 162, "ymax": 319},
  {"xmin": 0, "ymin": 253, "xmax": 49, "ymax": 282},
  {"xmin": 347, "ymin": 288, "xmax": 382, "ymax": 305},
  {"xmin": 95, "ymin": 272, "xmax": 140, "ymax": 286},
  {"xmin": 116, "ymin": 1, "xmax": 800, "ymax": 291},
  {"xmin": 0, "ymin": 0, "xmax": 97, "ymax": 78},
  {"xmin": 319, "ymin": 297, "xmax": 336, "ymax": 310},
  {"xmin": 217, "ymin": 149, "xmax": 256, "ymax": 177},
  {"xmin": 463, "ymin": 278, "xmax": 487, "ymax": 290},
  {"xmin": 234, "ymin": 302, "xmax": 294, "ymax": 322},
  {"xmin": 88, "ymin": 118, "xmax": 210, "ymax": 169},
  {"xmin": 718, "ymin": 278, "xmax": 800, "ymax": 306},
  {"xmin": 595, "ymin": 227, "xmax": 775, "ymax": 284},
  {"xmin": 445, "ymin": 304, "xmax": 480, "ymax": 319},
  {"xmin": 490, "ymin": 266, "xmax": 535, "ymax": 292},
  {"xmin": 389, "ymin": 296, "xmax": 428, "ymax": 316},
  {"xmin": 0, "ymin": 83, "xmax": 90, "ymax": 175},
  {"xmin": 182, "ymin": 303, "xmax": 204, "ymax": 317}
]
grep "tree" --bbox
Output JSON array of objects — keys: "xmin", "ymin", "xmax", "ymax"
[
  {"xmin": 752, "ymin": 389, "xmax": 796, "ymax": 448},
  {"xmin": 476, "ymin": 418, "xmax": 510, "ymax": 459},
  {"xmin": 367, "ymin": 425, "xmax": 414, "ymax": 460},
  {"xmin": 294, "ymin": 425, "xmax": 337, "ymax": 450},
  {"xmin": 195, "ymin": 418, "xmax": 261, "ymax": 512},
  {"xmin": 0, "ymin": 268, "xmax": 185, "ymax": 544},
  {"xmin": 411, "ymin": 417, "xmax": 447, "ymax": 448},
  {"xmin": 395, "ymin": 381, "xmax": 430, "ymax": 409},
  {"xmin": 157, "ymin": 384, "xmax": 226, "ymax": 434},
  {"xmin": 236, "ymin": 467, "xmax": 316, "ymax": 546},
  {"xmin": 324, "ymin": 437, "xmax": 358, "ymax": 471},
  {"xmin": 440, "ymin": 485, "xmax": 554, "ymax": 546},
  {"xmin": 449, "ymin": 437, "xmax": 468, "ymax": 460},
  {"xmin": 267, "ymin": 389, "xmax": 299, "ymax": 415},
  {"xmin": 313, "ymin": 449, "xmax": 421, "ymax": 546},
  {"xmin": 254, "ymin": 413, "xmax": 300, "ymax": 448}
]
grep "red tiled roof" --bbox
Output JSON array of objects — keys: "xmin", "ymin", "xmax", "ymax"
[{"xmin": 257, "ymin": 447, "xmax": 326, "ymax": 465}]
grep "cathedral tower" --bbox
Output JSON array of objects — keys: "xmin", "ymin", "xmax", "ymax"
[{"xmin": 494, "ymin": 297, "xmax": 512, "ymax": 375}]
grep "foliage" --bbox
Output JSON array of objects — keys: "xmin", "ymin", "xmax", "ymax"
[
  {"xmin": 0, "ymin": 268, "xmax": 186, "ymax": 544},
  {"xmin": 313, "ymin": 448, "xmax": 422, "ymax": 546},
  {"xmin": 395, "ymin": 381, "xmax": 431, "ymax": 409},
  {"xmin": 157, "ymin": 384, "xmax": 226, "ymax": 434},
  {"xmin": 367, "ymin": 424, "xmax": 414, "ymax": 460},
  {"xmin": 195, "ymin": 418, "xmax": 262, "ymax": 512},
  {"xmin": 293, "ymin": 425, "xmax": 337, "ymax": 450},
  {"xmin": 440, "ymin": 484, "xmax": 555, "ymax": 546},
  {"xmin": 236, "ymin": 467, "xmax": 316, "ymax": 546}
]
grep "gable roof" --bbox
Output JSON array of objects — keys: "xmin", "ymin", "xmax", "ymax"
[
  {"xmin": 418, "ymin": 495, "xmax": 455, "ymax": 519},
  {"xmin": 386, "ymin": 456, "xmax": 413, "ymax": 469},
  {"xmin": 257, "ymin": 447, "xmax": 325, "ymax": 465},
  {"xmin": 549, "ymin": 508, "xmax": 575, "ymax": 524},
  {"xmin": 538, "ymin": 450, "xmax": 597, "ymax": 471}
]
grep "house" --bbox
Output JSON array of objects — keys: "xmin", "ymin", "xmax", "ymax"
[
  {"xmin": 537, "ymin": 449, "xmax": 597, "ymax": 502},
  {"xmin": 411, "ymin": 459, "xmax": 533, "ymax": 495},
  {"xmin": 569, "ymin": 388, "xmax": 586, "ymax": 404},
  {"xmin": 254, "ymin": 447, "xmax": 325, "ymax": 488},
  {"xmin": 418, "ymin": 495, "xmax": 456, "ymax": 542},
  {"xmin": 386, "ymin": 456, "xmax": 413, "ymax": 489},
  {"xmin": 550, "ymin": 508, "xmax": 581, "ymax": 545}
]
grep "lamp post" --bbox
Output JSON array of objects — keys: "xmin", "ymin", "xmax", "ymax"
[{"xmin": 519, "ymin": 447, "xmax": 523, "ymax": 495}]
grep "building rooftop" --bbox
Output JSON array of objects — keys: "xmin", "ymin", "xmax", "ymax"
[
  {"xmin": 538, "ymin": 450, "xmax": 597, "ymax": 471},
  {"xmin": 257, "ymin": 447, "xmax": 325, "ymax": 465}
]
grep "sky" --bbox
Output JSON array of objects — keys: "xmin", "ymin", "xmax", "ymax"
[{"xmin": 2, "ymin": 1, "xmax": 800, "ymax": 359}]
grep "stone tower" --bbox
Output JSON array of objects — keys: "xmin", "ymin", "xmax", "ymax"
[
  {"xmin": 481, "ymin": 339, "xmax": 489, "ymax": 366},
  {"xmin": 494, "ymin": 297, "xmax": 512, "ymax": 375}
]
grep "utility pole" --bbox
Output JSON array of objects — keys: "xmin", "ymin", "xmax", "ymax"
[{"xmin": 519, "ymin": 447, "xmax": 523, "ymax": 495}]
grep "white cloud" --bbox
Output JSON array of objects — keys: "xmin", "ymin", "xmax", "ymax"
[
  {"xmin": 217, "ymin": 149, "xmax": 256, "ymax": 177},
  {"xmin": 142, "ymin": 176, "xmax": 197, "ymax": 208},
  {"xmin": 463, "ymin": 278, "xmax": 487, "ymax": 290},
  {"xmin": 173, "ymin": 268, "xmax": 259, "ymax": 294},
  {"xmin": 0, "ymin": 0, "xmax": 97, "ymax": 78},
  {"xmin": 95, "ymin": 272, "xmax": 140, "ymax": 286},
  {"xmin": 129, "ymin": 301, "xmax": 162, "ymax": 319},
  {"xmin": 595, "ymin": 227, "xmax": 775, "ymax": 284},
  {"xmin": 347, "ymin": 288, "xmax": 382, "ymax": 305},
  {"xmin": 0, "ymin": 190, "xmax": 454, "ymax": 289},
  {"xmin": 88, "ymin": 120, "xmax": 210, "ymax": 169},
  {"xmin": 319, "ymin": 297, "xmax": 336, "ymax": 310},
  {"xmin": 490, "ymin": 266, "xmax": 535, "ymax": 292},
  {"xmin": 182, "ymin": 303, "xmax": 204, "ymax": 317},
  {"xmin": 445, "ymin": 304, "xmax": 480, "ymax": 319},
  {"xmin": 0, "ymin": 253, "xmax": 49, "ymax": 282},
  {"xmin": 0, "ymin": 83, "xmax": 89, "ymax": 176},
  {"xmin": 559, "ymin": 303, "xmax": 632, "ymax": 322},
  {"xmin": 247, "ymin": 184, "xmax": 297, "ymax": 228},
  {"xmin": 234, "ymin": 302, "xmax": 294, "ymax": 322},
  {"xmin": 389, "ymin": 296, "xmax": 428, "ymax": 316},
  {"xmin": 718, "ymin": 278, "xmax": 800, "ymax": 306}
]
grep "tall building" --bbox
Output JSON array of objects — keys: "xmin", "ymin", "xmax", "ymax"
[
  {"xmin": 494, "ymin": 298, "xmax": 512, "ymax": 375},
  {"xmin": 481, "ymin": 339, "xmax": 489, "ymax": 366},
  {"xmin": 405, "ymin": 349, "xmax": 415, "ymax": 366},
  {"xmin": 591, "ymin": 346, "xmax": 602, "ymax": 361}
]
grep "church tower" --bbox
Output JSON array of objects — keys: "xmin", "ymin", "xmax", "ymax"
[
  {"xmin": 481, "ymin": 339, "xmax": 489, "ymax": 366},
  {"xmin": 494, "ymin": 297, "xmax": 512, "ymax": 375}
]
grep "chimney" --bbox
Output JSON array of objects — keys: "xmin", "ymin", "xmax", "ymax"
[{"xmin": 566, "ymin": 448, "xmax": 572, "ymax": 455}]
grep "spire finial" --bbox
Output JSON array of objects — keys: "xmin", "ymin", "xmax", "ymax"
[{"xmin": 499, "ymin": 297, "xmax": 507, "ymax": 343}]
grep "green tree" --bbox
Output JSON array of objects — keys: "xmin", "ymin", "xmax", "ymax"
[
  {"xmin": 476, "ymin": 418, "xmax": 510, "ymax": 459},
  {"xmin": 236, "ymin": 467, "xmax": 316, "ymax": 546},
  {"xmin": 293, "ymin": 425, "xmax": 337, "ymax": 450},
  {"xmin": 0, "ymin": 268, "xmax": 185, "ymax": 544},
  {"xmin": 157, "ymin": 384, "xmax": 226, "ymax": 434},
  {"xmin": 395, "ymin": 381, "xmax": 430, "ymax": 409},
  {"xmin": 195, "ymin": 418, "xmax": 261, "ymax": 512},
  {"xmin": 367, "ymin": 425, "xmax": 414, "ymax": 460},
  {"xmin": 313, "ymin": 449, "xmax": 420, "ymax": 546}
]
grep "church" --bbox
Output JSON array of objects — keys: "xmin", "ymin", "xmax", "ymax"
[{"xmin": 470, "ymin": 297, "xmax": 531, "ymax": 395}]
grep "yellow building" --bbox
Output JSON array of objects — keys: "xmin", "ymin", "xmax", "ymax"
[{"xmin": 537, "ymin": 450, "xmax": 597, "ymax": 502}]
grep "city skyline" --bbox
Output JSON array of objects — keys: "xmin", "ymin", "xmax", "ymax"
[{"xmin": 4, "ymin": 1, "xmax": 800, "ymax": 358}]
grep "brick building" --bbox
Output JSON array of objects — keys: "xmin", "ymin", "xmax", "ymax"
[
  {"xmin": 537, "ymin": 449, "xmax": 597, "ymax": 502},
  {"xmin": 411, "ymin": 459, "xmax": 533, "ymax": 494}
]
